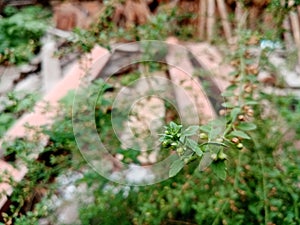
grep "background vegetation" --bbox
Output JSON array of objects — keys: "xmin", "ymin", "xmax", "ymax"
[{"xmin": 0, "ymin": 1, "xmax": 300, "ymax": 225}]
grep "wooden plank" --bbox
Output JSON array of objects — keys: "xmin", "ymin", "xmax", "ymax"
[
  {"xmin": 206, "ymin": 0, "xmax": 216, "ymax": 42},
  {"xmin": 216, "ymin": 0, "xmax": 232, "ymax": 43},
  {"xmin": 289, "ymin": 11, "xmax": 300, "ymax": 64},
  {"xmin": 235, "ymin": 1, "xmax": 244, "ymax": 27},
  {"xmin": 199, "ymin": 0, "xmax": 207, "ymax": 40},
  {"xmin": 283, "ymin": 16, "xmax": 294, "ymax": 50}
]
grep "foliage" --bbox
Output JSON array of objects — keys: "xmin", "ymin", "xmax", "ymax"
[
  {"xmin": 76, "ymin": 31, "xmax": 300, "ymax": 225},
  {"xmin": 1, "ymin": 3, "xmax": 300, "ymax": 224},
  {"xmin": 71, "ymin": 2, "xmax": 192, "ymax": 53},
  {"xmin": 0, "ymin": 6, "xmax": 51, "ymax": 65},
  {"xmin": 0, "ymin": 91, "xmax": 39, "ymax": 138}
]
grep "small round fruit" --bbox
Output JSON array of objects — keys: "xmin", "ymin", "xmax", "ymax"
[
  {"xmin": 238, "ymin": 115, "xmax": 245, "ymax": 121},
  {"xmin": 171, "ymin": 142, "xmax": 178, "ymax": 146},
  {"xmin": 162, "ymin": 141, "xmax": 169, "ymax": 147},
  {"xmin": 218, "ymin": 152, "xmax": 227, "ymax": 160},
  {"xmin": 184, "ymin": 158, "xmax": 190, "ymax": 164},
  {"xmin": 237, "ymin": 143, "xmax": 244, "ymax": 149},
  {"xmin": 231, "ymin": 137, "xmax": 239, "ymax": 143},
  {"xmin": 177, "ymin": 147, "xmax": 184, "ymax": 154},
  {"xmin": 247, "ymin": 109, "xmax": 254, "ymax": 117},
  {"xmin": 210, "ymin": 153, "xmax": 218, "ymax": 161},
  {"xmin": 199, "ymin": 133, "xmax": 208, "ymax": 139}
]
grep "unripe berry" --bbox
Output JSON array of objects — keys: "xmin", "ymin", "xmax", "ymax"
[
  {"xmin": 184, "ymin": 158, "xmax": 190, "ymax": 164},
  {"xmin": 211, "ymin": 153, "xmax": 218, "ymax": 161},
  {"xmin": 218, "ymin": 152, "xmax": 227, "ymax": 160},
  {"xmin": 171, "ymin": 142, "xmax": 178, "ymax": 147},
  {"xmin": 199, "ymin": 133, "xmax": 208, "ymax": 139},
  {"xmin": 237, "ymin": 143, "xmax": 243, "ymax": 149},
  {"xmin": 177, "ymin": 147, "xmax": 184, "ymax": 154},
  {"xmin": 162, "ymin": 141, "xmax": 169, "ymax": 147}
]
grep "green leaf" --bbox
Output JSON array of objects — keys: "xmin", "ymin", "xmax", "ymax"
[
  {"xmin": 211, "ymin": 160, "xmax": 227, "ymax": 180},
  {"xmin": 244, "ymin": 101, "xmax": 258, "ymax": 105},
  {"xmin": 221, "ymin": 102, "xmax": 235, "ymax": 108},
  {"xmin": 198, "ymin": 152, "xmax": 213, "ymax": 171},
  {"xmin": 226, "ymin": 84, "xmax": 237, "ymax": 91},
  {"xmin": 199, "ymin": 124, "xmax": 211, "ymax": 133},
  {"xmin": 200, "ymin": 119, "xmax": 226, "ymax": 140},
  {"xmin": 169, "ymin": 159, "xmax": 185, "ymax": 177},
  {"xmin": 229, "ymin": 130, "xmax": 251, "ymax": 139},
  {"xmin": 236, "ymin": 122, "xmax": 257, "ymax": 131},
  {"xmin": 169, "ymin": 121, "xmax": 178, "ymax": 129},
  {"xmin": 229, "ymin": 70, "xmax": 239, "ymax": 76},
  {"xmin": 183, "ymin": 125, "xmax": 199, "ymax": 136},
  {"xmin": 230, "ymin": 107, "xmax": 241, "ymax": 121},
  {"xmin": 221, "ymin": 90, "xmax": 234, "ymax": 97},
  {"xmin": 186, "ymin": 139, "xmax": 203, "ymax": 157}
]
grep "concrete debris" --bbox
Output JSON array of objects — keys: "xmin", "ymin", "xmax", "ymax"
[
  {"xmin": 41, "ymin": 38, "xmax": 62, "ymax": 92},
  {"xmin": 14, "ymin": 74, "xmax": 41, "ymax": 93},
  {"xmin": 269, "ymin": 52, "xmax": 300, "ymax": 88},
  {"xmin": 19, "ymin": 64, "xmax": 38, "ymax": 75},
  {"xmin": 0, "ymin": 67, "xmax": 20, "ymax": 94}
]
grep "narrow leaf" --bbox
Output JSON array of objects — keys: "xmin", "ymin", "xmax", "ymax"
[
  {"xmin": 199, "ymin": 124, "xmax": 212, "ymax": 133},
  {"xmin": 222, "ymin": 102, "xmax": 235, "ymax": 108},
  {"xmin": 221, "ymin": 90, "xmax": 234, "ymax": 97},
  {"xmin": 211, "ymin": 160, "xmax": 227, "ymax": 180},
  {"xmin": 186, "ymin": 139, "xmax": 203, "ymax": 157},
  {"xmin": 199, "ymin": 152, "xmax": 213, "ymax": 171},
  {"xmin": 229, "ymin": 70, "xmax": 239, "ymax": 76},
  {"xmin": 169, "ymin": 159, "xmax": 185, "ymax": 177},
  {"xmin": 183, "ymin": 125, "xmax": 199, "ymax": 136},
  {"xmin": 236, "ymin": 122, "xmax": 257, "ymax": 131},
  {"xmin": 244, "ymin": 101, "xmax": 258, "ymax": 105},
  {"xmin": 229, "ymin": 130, "xmax": 251, "ymax": 139},
  {"xmin": 230, "ymin": 107, "xmax": 241, "ymax": 121}
]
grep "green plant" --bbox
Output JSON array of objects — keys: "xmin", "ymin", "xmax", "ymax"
[
  {"xmin": 0, "ymin": 91, "xmax": 39, "ymax": 138},
  {"xmin": 0, "ymin": 6, "xmax": 50, "ymax": 65},
  {"xmin": 70, "ymin": 3, "xmax": 196, "ymax": 54},
  {"xmin": 2, "ymin": 9, "xmax": 300, "ymax": 224},
  {"xmin": 75, "ymin": 30, "xmax": 300, "ymax": 225}
]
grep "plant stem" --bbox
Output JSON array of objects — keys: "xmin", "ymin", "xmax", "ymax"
[{"xmin": 258, "ymin": 151, "xmax": 269, "ymax": 225}]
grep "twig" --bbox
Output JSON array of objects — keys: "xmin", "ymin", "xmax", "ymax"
[
  {"xmin": 216, "ymin": 0, "xmax": 232, "ymax": 43},
  {"xmin": 235, "ymin": 1, "xmax": 243, "ymax": 27},
  {"xmin": 199, "ymin": 0, "xmax": 206, "ymax": 40},
  {"xmin": 289, "ymin": 11, "xmax": 300, "ymax": 64},
  {"xmin": 206, "ymin": 0, "xmax": 216, "ymax": 42},
  {"xmin": 282, "ymin": 16, "xmax": 294, "ymax": 50}
]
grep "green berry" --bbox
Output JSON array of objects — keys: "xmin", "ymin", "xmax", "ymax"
[
  {"xmin": 177, "ymin": 147, "xmax": 184, "ymax": 154},
  {"xmin": 162, "ymin": 141, "xmax": 169, "ymax": 147},
  {"xmin": 237, "ymin": 143, "xmax": 244, "ymax": 149},
  {"xmin": 184, "ymin": 158, "xmax": 190, "ymax": 164},
  {"xmin": 210, "ymin": 153, "xmax": 218, "ymax": 161},
  {"xmin": 218, "ymin": 152, "xmax": 227, "ymax": 160},
  {"xmin": 171, "ymin": 142, "xmax": 178, "ymax": 146},
  {"xmin": 199, "ymin": 133, "xmax": 208, "ymax": 139}
]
